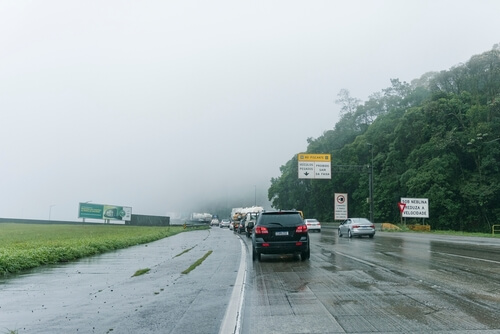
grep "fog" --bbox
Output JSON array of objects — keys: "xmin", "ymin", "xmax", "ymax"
[{"xmin": 1, "ymin": 1, "xmax": 499, "ymax": 220}]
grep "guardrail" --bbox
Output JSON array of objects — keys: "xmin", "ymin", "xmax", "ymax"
[
  {"xmin": 492, "ymin": 225, "xmax": 500, "ymax": 235},
  {"xmin": 183, "ymin": 221, "xmax": 211, "ymax": 229}
]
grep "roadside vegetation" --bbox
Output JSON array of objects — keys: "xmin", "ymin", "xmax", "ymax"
[
  {"xmin": 379, "ymin": 223, "xmax": 500, "ymax": 238},
  {"xmin": 269, "ymin": 45, "xmax": 500, "ymax": 233},
  {"xmin": 427, "ymin": 230, "xmax": 500, "ymax": 238},
  {"xmin": 0, "ymin": 223, "xmax": 207, "ymax": 276},
  {"xmin": 182, "ymin": 250, "xmax": 213, "ymax": 275},
  {"xmin": 132, "ymin": 268, "xmax": 151, "ymax": 277}
]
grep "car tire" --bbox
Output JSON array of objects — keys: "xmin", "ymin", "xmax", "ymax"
[
  {"xmin": 369, "ymin": 234, "xmax": 374, "ymax": 238},
  {"xmin": 253, "ymin": 248, "xmax": 261, "ymax": 262},
  {"xmin": 348, "ymin": 230, "xmax": 352, "ymax": 238},
  {"xmin": 301, "ymin": 247, "xmax": 310, "ymax": 261},
  {"xmin": 338, "ymin": 229, "xmax": 342, "ymax": 237}
]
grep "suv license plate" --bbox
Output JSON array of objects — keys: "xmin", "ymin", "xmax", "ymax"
[{"xmin": 275, "ymin": 231, "xmax": 289, "ymax": 236}]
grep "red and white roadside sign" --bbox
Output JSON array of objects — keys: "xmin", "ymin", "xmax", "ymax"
[
  {"xmin": 334, "ymin": 193, "xmax": 348, "ymax": 220},
  {"xmin": 400, "ymin": 198, "xmax": 429, "ymax": 218},
  {"xmin": 398, "ymin": 202, "xmax": 406, "ymax": 213}
]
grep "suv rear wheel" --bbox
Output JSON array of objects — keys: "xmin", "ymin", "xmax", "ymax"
[
  {"xmin": 301, "ymin": 247, "xmax": 310, "ymax": 261},
  {"xmin": 252, "ymin": 247, "xmax": 261, "ymax": 261}
]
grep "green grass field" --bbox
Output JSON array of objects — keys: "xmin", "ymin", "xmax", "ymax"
[{"xmin": 0, "ymin": 223, "xmax": 201, "ymax": 276}]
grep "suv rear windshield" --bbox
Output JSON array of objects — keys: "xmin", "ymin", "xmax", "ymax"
[{"xmin": 258, "ymin": 212, "xmax": 303, "ymax": 226}]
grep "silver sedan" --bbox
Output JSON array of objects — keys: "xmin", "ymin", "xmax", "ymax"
[{"xmin": 338, "ymin": 218, "xmax": 375, "ymax": 238}]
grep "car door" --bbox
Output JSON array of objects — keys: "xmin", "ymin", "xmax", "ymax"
[
  {"xmin": 339, "ymin": 219, "xmax": 346, "ymax": 234},
  {"xmin": 340, "ymin": 219, "xmax": 351, "ymax": 234}
]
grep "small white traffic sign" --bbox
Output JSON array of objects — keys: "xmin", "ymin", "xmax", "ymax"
[
  {"xmin": 334, "ymin": 193, "xmax": 348, "ymax": 220},
  {"xmin": 298, "ymin": 161, "xmax": 315, "ymax": 179},
  {"xmin": 314, "ymin": 162, "xmax": 331, "ymax": 179}
]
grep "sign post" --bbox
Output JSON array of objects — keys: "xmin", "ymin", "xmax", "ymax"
[
  {"xmin": 298, "ymin": 154, "xmax": 331, "ymax": 179},
  {"xmin": 397, "ymin": 202, "xmax": 406, "ymax": 224}
]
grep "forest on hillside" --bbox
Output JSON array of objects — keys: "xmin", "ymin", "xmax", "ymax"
[{"xmin": 268, "ymin": 44, "xmax": 500, "ymax": 232}]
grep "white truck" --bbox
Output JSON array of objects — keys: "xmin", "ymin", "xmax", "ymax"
[
  {"xmin": 189, "ymin": 213, "xmax": 212, "ymax": 225},
  {"xmin": 231, "ymin": 206, "xmax": 264, "ymax": 236}
]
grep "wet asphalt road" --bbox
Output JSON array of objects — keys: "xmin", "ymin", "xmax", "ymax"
[
  {"xmin": 0, "ymin": 228, "xmax": 242, "ymax": 334},
  {"xmin": 2, "ymin": 226, "xmax": 500, "ymax": 333},
  {"xmin": 241, "ymin": 227, "xmax": 500, "ymax": 333}
]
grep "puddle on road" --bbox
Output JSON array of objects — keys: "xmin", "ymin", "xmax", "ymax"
[{"xmin": 321, "ymin": 265, "xmax": 338, "ymax": 273}]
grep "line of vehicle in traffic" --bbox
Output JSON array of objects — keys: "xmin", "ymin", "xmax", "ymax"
[
  {"xmin": 212, "ymin": 213, "xmax": 375, "ymax": 262},
  {"xmin": 213, "ymin": 216, "xmax": 375, "ymax": 239}
]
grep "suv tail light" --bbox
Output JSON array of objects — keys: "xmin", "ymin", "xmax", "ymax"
[
  {"xmin": 296, "ymin": 225, "xmax": 308, "ymax": 233},
  {"xmin": 255, "ymin": 226, "xmax": 269, "ymax": 234}
]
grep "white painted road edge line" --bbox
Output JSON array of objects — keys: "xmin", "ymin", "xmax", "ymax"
[{"xmin": 219, "ymin": 237, "xmax": 247, "ymax": 334}]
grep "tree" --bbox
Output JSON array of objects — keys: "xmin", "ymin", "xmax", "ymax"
[
  {"xmin": 268, "ymin": 46, "xmax": 500, "ymax": 232},
  {"xmin": 335, "ymin": 89, "xmax": 361, "ymax": 117}
]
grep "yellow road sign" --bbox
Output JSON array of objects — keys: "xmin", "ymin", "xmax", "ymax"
[
  {"xmin": 297, "ymin": 153, "xmax": 331, "ymax": 179},
  {"xmin": 298, "ymin": 153, "xmax": 331, "ymax": 161}
]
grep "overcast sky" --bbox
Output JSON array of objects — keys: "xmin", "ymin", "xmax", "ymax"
[{"xmin": 1, "ymin": 1, "xmax": 499, "ymax": 221}]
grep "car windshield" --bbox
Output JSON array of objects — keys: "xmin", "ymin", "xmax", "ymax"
[
  {"xmin": 350, "ymin": 218, "xmax": 371, "ymax": 224},
  {"xmin": 259, "ymin": 213, "xmax": 303, "ymax": 226}
]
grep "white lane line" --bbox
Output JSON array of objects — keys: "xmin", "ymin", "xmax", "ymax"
[
  {"xmin": 219, "ymin": 237, "xmax": 247, "ymax": 334},
  {"xmin": 430, "ymin": 251, "xmax": 500, "ymax": 265}
]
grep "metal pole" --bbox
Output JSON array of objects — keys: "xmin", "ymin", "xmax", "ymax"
[
  {"xmin": 367, "ymin": 144, "xmax": 374, "ymax": 224},
  {"xmin": 49, "ymin": 204, "xmax": 55, "ymax": 220},
  {"xmin": 254, "ymin": 185, "xmax": 257, "ymax": 206},
  {"xmin": 82, "ymin": 200, "xmax": 92, "ymax": 222}
]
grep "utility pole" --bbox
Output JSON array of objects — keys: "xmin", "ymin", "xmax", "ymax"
[
  {"xmin": 254, "ymin": 185, "xmax": 257, "ymax": 206},
  {"xmin": 330, "ymin": 160, "xmax": 374, "ymax": 223},
  {"xmin": 370, "ymin": 146, "xmax": 374, "ymax": 224},
  {"xmin": 367, "ymin": 143, "xmax": 374, "ymax": 224},
  {"xmin": 49, "ymin": 204, "xmax": 55, "ymax": 221}
]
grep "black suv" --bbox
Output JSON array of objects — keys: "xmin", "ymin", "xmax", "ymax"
[{"xmin": 252, "ymin": 210, "xmax": 310, "ymax": 261}]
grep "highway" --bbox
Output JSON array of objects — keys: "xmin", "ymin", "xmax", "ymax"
[
  {"xmin": 1, "ymin": 226, "xmax": 500, "ymax": 333},
  {"xmin": 240, "ymin": 226, "xmax": 500, "ymax": 333}
]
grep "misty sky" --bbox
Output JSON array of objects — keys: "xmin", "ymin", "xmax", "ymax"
[{"xmin": 1, "ymin": 1, "xmax": 499, "ymax": 221}]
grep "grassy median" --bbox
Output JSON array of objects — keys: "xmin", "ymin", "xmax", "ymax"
[{"xmin": 0, "ymin": 223, "xmax": 206, "ymax": 276}]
